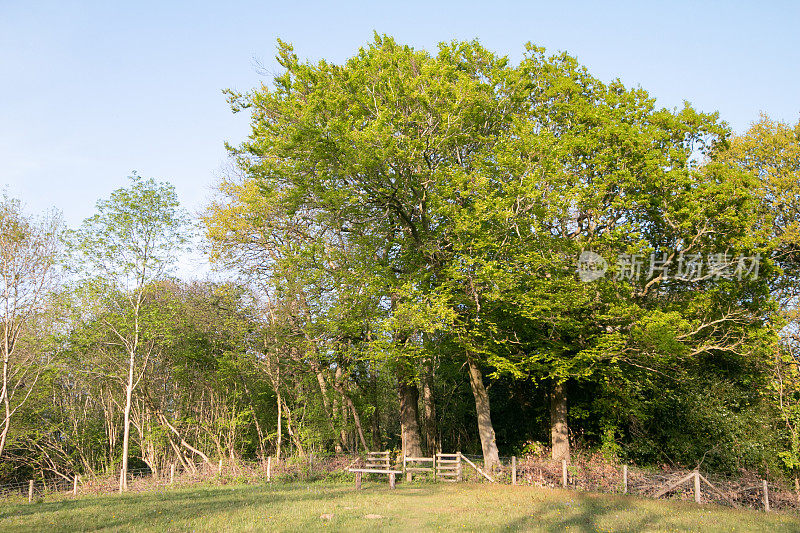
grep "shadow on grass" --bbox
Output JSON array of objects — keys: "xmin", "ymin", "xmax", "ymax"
[
  {"xmin": 434, "ymin": 488, "xmax": 654, "ymax": 533},
  {"xmin": 4, "ymin": 481, "xmax": 797, "ymax": 533},
  {"xmin": 537, "ymin": 492, "xmax": 659, "ymax": 533},
  {"xmin": 0, "ymin": 483, "xmax": 357, "ymax": 531}
]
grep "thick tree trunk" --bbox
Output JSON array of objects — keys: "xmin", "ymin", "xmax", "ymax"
[
  {"xmin": 466, "ymin": 356, "xmax": 500, "ymax": 470},
  {"xmin": 550, "ymin": 381, "xmax": 570, "ymax": 462},
  {"xmin": 392, "ymin": 294, "xmax": 423, "ymax": 457},
  {"xmin": 397, "ymin": 374, "xmax": 423, "ymax": 458},
  {"xmin": 420, "ymin": 355, "xmax": 438, "ymax": 454}
]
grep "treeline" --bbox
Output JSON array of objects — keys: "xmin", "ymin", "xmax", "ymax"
[{"xmin": 1, "ymin": 36, "xmax": 799, "ymax": 488}]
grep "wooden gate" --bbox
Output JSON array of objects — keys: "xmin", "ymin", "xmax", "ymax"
[{"xmin": 435, "ymin": 453, "xmax": 462, "ymax": 482}]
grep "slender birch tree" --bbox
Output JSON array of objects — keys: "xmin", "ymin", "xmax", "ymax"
[{"xmin": 73, "ymin": 173, "xmax": 188, "ymax": 492}]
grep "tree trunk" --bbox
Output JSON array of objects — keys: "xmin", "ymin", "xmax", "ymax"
[
  {"xmin": 0, "ymin": 321, "xmax": 12, "ymax": 458},
  {"xmin": 251, "ymin": 403, "xmax": 266, "ymax": 459},
  {"xmin": 370, "ymin": 367, "xmax": 380, "ymax": 449},
  {"xmin": 275, "ymin": 390, "xmax": 282, "ymax": 460},
  {"xmin": 331, "ymin": 379, "xmax": 369, "ymax": 451},
  {"xmin": 0, "ymin": 368, "xmax": 10, "ymax": 458},
  {"xmin": 0, "ymin": 392, "xmax": 9, "ymax": 459},
  {"xmin": 119, "ymin": 351, "xmax": 135, "ymax": 493},
  {"xmin": 314, "ymin": 366, "xmax": 345, "ymax": 452},
  {"xmin": 340, "ymin": 400, "xmax": 349, "ymax": 453},
  {"xmin": 101, "ymin": 390, "xmax": 117, "ymax": 469},
  {"xmin": 280, "ymin": 397, "xmax": 305, "ymax": 457},
  {"xmin": 420, "ymin": 354, "xmax": 438, "ymax": 455},
  {"xmin": 397, "ymin": 369, "xmax": 423, "ymax": 458},
  {"xmin": 333, "ymin": 366, "xmax": 349, "ymax": 453},
  {"xmin": 156, "ymin": 411, "xmax": 213, "ymax": 467},
  {"xmin": 168, "ymin": 438, "xmax": 194, "ymax": 474},
  {"xmin": 466, "ymin": 356, "xmax": 500, "ymax": 470},
  {"xmin": 550, "ymin": 381, "xmax": 570, "ymax": 462}
]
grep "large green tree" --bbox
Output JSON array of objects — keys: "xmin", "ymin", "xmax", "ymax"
[
  {"xmin": 209, "ymin": 35, "xmax": 779, "ymax": 469},
  {"xmin": 438, "ymin": 46, "xmax": 776, "ymax": 462}
]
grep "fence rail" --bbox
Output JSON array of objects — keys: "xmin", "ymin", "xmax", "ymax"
[{"xmin": 3, "ymin": 452, "xmax": 799, "ymax": 514}]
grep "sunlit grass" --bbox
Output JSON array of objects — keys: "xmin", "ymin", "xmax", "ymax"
[{"xmin": 1, "ymin": 481, "xmax": 797, "ymax": 532}]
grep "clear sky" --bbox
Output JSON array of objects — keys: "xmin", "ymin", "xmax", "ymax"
[{"xmin": 2, "ymin": 0, "xmax": 798, "ymax": 232}]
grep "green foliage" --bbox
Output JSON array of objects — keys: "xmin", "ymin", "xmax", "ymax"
[
  {"xmin": 72, "ymin": 172, "xmax": 190, "ymax": 285},
  {"xmin": 5, "ymin": 38, "xmax": 799, "ymax": 485}
]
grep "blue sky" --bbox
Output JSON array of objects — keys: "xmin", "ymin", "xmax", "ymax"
[{"xmin": 2, "ymin": 1, "xmax": 798, "ymax": 232}]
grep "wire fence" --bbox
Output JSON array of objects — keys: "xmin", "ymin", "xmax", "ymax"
[
  {"xmin": 2, "ymin": 452, "xmax": 799, "ymax": 514},
  {"xmin": 459, "ymin": 453, "xmax": 800, "ymax": 514}
]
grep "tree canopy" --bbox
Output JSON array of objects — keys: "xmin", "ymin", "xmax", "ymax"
[{"xmin": 1, "ymin": 37, "xmax": 798, "ymax": 488}]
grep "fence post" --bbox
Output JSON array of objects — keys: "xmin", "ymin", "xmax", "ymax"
[
  {"xmin": 457, "ymin": 453, "xmax": 463, "ymax": 482},
  {"xmin": 623, "ymin": 465, "xmax": 628, "ymax": 494},
  {"xmin": 28, "ymin": 480, "xmax": 34, "ymax": 503},
  {"xmin": 562, "ymin": 459, "xmax": 567, "ymax": 488},
  {"xmin": 267, "ymin": 456, "xmax": 272, "ymax": 482},
  {"xmin": 763, "ymin": 479, "xmax": 770, "ymax": 512},
  {"xmin": 512, "ymin": 456, "xmax": 517, "ymax": 485},
  {"xmin": 73, "ymin": 475, "xmax": 79, "ymax": 496},
  {"xmin": 694, "ymin": 471, "xmax": 701, "ymax": 504},
  {"xmin": 170, "ymin": 463, "xmax": 175, "ymax": 485},
  {"xmin": 795, "ymin": 477, "xmax": 799, "ymax": 504},
  {"xmin": 218, "ymin": 459, "xmax": 223, "ymax": 474}
]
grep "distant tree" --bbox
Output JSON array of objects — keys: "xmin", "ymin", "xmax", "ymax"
[
  {"xmin": 721, "ymin": 116, "xmax": 800, "ymax": 477},
  {"xmin": 0, "ymin": 194, "xmax": 62, "ymax": 458},
  {"xmin": 720, "ymin": 115, "xmax": 800, "ymax": 327},
  {"xmin": 73, "ymin": 173, "xmax": 189, "ymax": 492}
]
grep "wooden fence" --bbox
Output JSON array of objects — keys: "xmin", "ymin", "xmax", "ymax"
[{"xmin": 3, "ymin": 453, "xmax": 797, "ymax": 514}]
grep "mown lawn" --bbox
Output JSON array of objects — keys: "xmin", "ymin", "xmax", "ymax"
[{"xmin": 1, "ymin": 480, "xmax": 797, "ymax": 532}]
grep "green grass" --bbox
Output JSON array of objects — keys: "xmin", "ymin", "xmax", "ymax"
[{"xmin": 1, "ymin": 481, "xmax": 797, "ymax": 532}]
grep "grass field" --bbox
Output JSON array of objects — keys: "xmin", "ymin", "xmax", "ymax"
[{"xmin": 1, "ymin": 481, "xmax": 798, "ymax": 532}]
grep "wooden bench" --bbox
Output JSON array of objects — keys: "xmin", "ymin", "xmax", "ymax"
[{"xmin": 349, "ymin": 451, "xmax": 402, "ymax": 489}]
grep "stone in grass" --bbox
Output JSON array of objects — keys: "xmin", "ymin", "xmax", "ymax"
[
  {"xmin": 320, "ymin": 514, "xmax": 334, "ymax": 521},
  {"xmin": 364, "ymin": 514, "xmax": 383, "ymax": 519}
]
